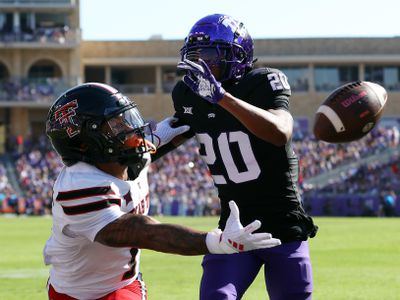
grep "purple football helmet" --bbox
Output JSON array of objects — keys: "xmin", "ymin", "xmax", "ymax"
[{"xmin": 181, "ymin": 14, "xmax": 254, "ymax": 82}]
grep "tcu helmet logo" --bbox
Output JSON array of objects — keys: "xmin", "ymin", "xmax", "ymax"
[{"xmin": 54, "ymin": 99, "xmax": 79, "ymax": 137}]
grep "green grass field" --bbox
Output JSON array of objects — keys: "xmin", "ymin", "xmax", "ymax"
[{"xmin": 0, "ymin": 216, "xmax": 399, "ymax": 300}]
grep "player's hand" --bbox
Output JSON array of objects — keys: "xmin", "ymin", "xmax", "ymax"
[
  {"xmin": 177, "ymin": 58, "xmax": 225, "ymax": 104},
  {"xmin": 149, "ymin": 117, "xmax": 190, "ymax": 148},
  {"xmin": 206, "ymin": 201, "xmax": 281, "ymax": 254}
]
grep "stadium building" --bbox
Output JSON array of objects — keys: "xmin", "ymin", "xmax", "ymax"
[{"xmin": 1, "ymin": 0, "xmax": 400, "ymax": 148}]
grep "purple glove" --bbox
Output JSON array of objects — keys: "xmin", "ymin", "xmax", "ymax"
[{"xmin": 177, "ymin": 59, "xmax": 226, "ymax": 104}]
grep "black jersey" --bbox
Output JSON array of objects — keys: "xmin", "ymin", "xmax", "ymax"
[{"xmin": 172, "ymin": 67, "xmax": 317, "ymax": 242}]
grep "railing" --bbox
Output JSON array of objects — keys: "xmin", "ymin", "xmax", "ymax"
[
  {"xmin": 114, "ymin": 84, "xmax": 156, "ymax": 94},
  {"xmin": 162, "ymin": 82, "xmax": 177, "ymax": 93},
  {"xmin": 0, "ymin": 0, "xmax": 75, "ymax": 5},
  {"xmin": 0, "ymin": 27, "xmax": 80, "ymax": 45},
  {"xmin": 0, "ymin": 77, "xmax": 78, "ymax": 103}
]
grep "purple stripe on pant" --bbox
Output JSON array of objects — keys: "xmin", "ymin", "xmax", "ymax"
[{"xmin": 200, "ymin": 241, "xmax": 313, "ymax": 300}]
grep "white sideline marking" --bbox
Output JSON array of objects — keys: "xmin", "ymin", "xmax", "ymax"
[{"xmin": 0, "ymin": 268, "xmax": 49, "ymax": 278}]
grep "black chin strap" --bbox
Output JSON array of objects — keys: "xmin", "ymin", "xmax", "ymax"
[{"xmin": 127, "ymin": 157, "xmax": 148, "ymax": 180}]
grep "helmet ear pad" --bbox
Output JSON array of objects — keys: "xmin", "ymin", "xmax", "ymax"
[
  {"xmin": 80, "ymin": 120, "xmax": 112, "ymax": 163},
  {"xmin": 80, "ymin": 118, "xmax": 135, "ymax": 164}
]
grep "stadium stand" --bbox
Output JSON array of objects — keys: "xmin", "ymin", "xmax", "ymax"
[
  {"xmin": 295, "ymin": 127, "xmax": 400, "ymax": 180},
  {"xmin": 1, "ymin": 126, "xmax": 398, "ymax": 217},
  {"xmin": 0, "ymin": 78, "xmax": 71, "ymax": 103}
]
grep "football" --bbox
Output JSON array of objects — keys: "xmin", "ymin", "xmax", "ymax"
[{"xmin": 313, "ymin": 81, "xmax": 388, "ymax": 143}]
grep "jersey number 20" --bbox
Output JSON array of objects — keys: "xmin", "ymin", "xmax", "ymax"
[
  {"xmin": 197, "ymin": 131, "xmax": 261, "ymax": 184},
  {"xmin": 267, "ymin": 72, "xmax": 290, "ymax": 91}
]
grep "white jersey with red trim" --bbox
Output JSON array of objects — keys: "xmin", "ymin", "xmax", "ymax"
[{"xmin": 43, "ymin": 161, "xmax": 150, "ymax": 300}]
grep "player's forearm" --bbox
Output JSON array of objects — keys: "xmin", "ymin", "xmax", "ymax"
[
  {"xmin": 95, "ymin": 214, "xmax": 209, "ymax": 255},
  {"xmin": 219, "ymin": 92, "xmax": 293, "ymax": 146}
]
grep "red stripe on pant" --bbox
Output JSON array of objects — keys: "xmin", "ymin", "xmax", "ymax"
[{"xmin": 48, "ymin": 280, "xmax": 147, "ymax": 300}]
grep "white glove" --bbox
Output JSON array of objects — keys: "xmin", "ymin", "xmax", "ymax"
[
  {"xmin": 206, "ymin": 201, "xmax": 281, "ymax": 254},
  {"xmin": 150, "ymin": 117, "xmax": 190, "ymax": 148}
]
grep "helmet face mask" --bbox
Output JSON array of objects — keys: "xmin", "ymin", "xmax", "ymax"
[
  {"xmin": 46, "ymin": 83, "xmax": 154, "ymax": 169},
  {"xmin": 181, "ymin": 14, "xmax": 254, "ymax": 82},
  {"xmin": 101, "ymin": 109, "xmax": 155, "ymax": 160},
  {"xmin": 185, "ymin": 47, "xmax": 228, "ymax": 67},
  {"xmin": 184, "ymin": 47, "xmax": 230, "ymax": 81},
  {"xmin": 105, "ymin": 109, "xmax": 146, "ymax": 145}
]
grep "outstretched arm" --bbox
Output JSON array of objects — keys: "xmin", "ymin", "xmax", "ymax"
[
  {"xmin": 95, "ymin": 213, "xmax": 208, "ymax": 255},
  {"xmin": 219, "ymin": 94, "xmax": 293, "ymax": 146},
  {"xmin": 95, "ymin": 201, "xmax": 281, "ymax": 255},
  {"xmin": 177, "ymin": 58, "xmax": 293, "ymax": 146}
]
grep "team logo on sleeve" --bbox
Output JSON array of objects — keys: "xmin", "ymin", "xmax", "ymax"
[
  {"xmin": 183, "ymin": 106, "xmax": 193, "ymax": 115},
  {"xmin": 54, "ymin": 99, "xmax": 79, "ymax": 137}
]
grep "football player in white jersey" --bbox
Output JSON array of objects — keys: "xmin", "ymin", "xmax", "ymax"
[{"xmin": 43, "ymin": 82, "xmax": 281, "ymax": 300}]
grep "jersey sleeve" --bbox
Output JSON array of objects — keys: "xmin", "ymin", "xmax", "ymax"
[
  {"xmin": 172, "ymin": 81, "xmax": 196, "ymax": 132},
  {"xmin": 63, "ymin": 205, "xmax": 123, "ymax": 242},
  {"xmin": 249, "ymin": 68, "xmax": 292, "ymax": 111},
  {"xmin": 171, "ymin": 81, "xmax": 197, "ymax": 122},
  {"xmin": 172, "ymin": 81, "xmax": 185, "ymax": 118},
  {"xmin": 54, "ymin": 181, "xmax": 125, "ymax": 242}
]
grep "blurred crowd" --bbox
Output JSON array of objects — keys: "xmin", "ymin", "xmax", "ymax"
[
  {"xmin": 0, "ymin": 26, "xmax": 71, "ymax": 44},
  {"xmin": 295, "ymin": 126, "xmax": 399, "ymax": 180},
  {"xmin": 0, "ymin": 163, "xmax": 19, "ymax": 214},
  {"xmin": 0, "ymin": 79, "xmax": 70, "ymax": 102},
  {"xmin": 0, "ymin": 126, "xmax": 399, "ymax": 217},
  {"xmin": 148, "ymin": 141, "xmax": 220, "ymax": 216}
]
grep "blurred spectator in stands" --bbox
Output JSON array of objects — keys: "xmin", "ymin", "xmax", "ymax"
[
  {"xmin": 1, "ymin": 126, "xmax": 400, "ymax": 217},
  {"xmin": 0, "ymin": 78, "xmax": 69, "ymax": 103},
  {"xmin": 380, "ymin": 190, "xmax": 397, "ymax": 217},
  {"xmin": 16, "ymin": 135, "xmax": 24, "ymax": 154}
]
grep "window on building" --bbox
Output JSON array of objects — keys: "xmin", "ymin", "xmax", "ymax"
[
  {"xmin": 273, "ymin": 66, "xmax": 309, "ymax": 92},
  {"xmin": 28, "ymin": 60, "xmax": 62, "ymax": 78},
  {"xmin": 314, "ymin": 65, "xmax": 358, "ymax": 92},
  {"xmin": 0, "ymin": 63, "xmax": 10, "ymax": 100},
  {"xmin": 162, "ymin": 67, "xmax": 180, "ymax": 93},
  {"xmin": 0, "ymin": 63, "xmax": 9, "ymax": 80},
  {"xmin": 111, "ymin": 66, "xmax": 155, "ymax": 94},
  {"xmin": 36, "ymin": 13, "xmax": 68, "ymax": 29},
  {"xmin": 85, "ymin": 66, "xmax": 106, "ymax": 83},
  {"xmin": 0, "ymin": 13, "xmax": 13, "ymax": 32},
  {"xmin": 365, "ymin": 66, "xmax": 400, "ymax": 91}
]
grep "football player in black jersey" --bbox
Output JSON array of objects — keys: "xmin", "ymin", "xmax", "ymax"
[
  {"xmin": 44, "ymin": 83, "xmax": 281, "ymax": 300},
  {"xmin": 158, "ymin": 14, "xmax": 318, "ymax": 300}
]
